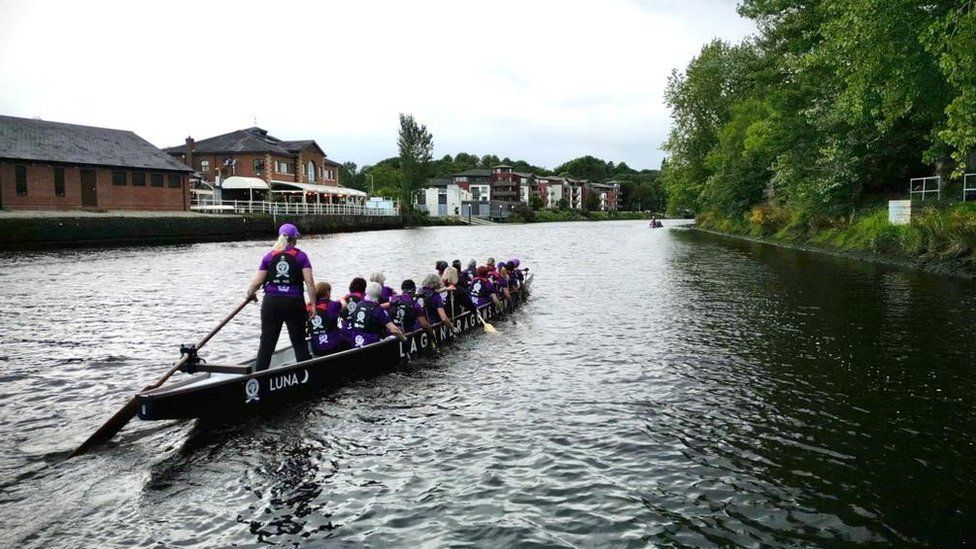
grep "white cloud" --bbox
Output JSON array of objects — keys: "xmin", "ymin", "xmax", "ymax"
[{"xmin": 0, "ymin": 0, "xmax": 754, "ymax": 170}]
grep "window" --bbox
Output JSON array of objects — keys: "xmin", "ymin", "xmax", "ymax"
[
  {"xmin": 307, "ymin": 161, "xmax": 316, "ymax": 182},
  {"xmin": 200, "ymin": 159, "xmax": 211, "ymax": 172},
  {"xmin": 132, "ymin": 172, "xmax": 145, "ymax": 186},
  {"xmin": 276, "ymin": 161, "xmax": 291, "ymax": 174},
  {"xmin": 54, "ymin": 168, "xmax": 65, "ymax": 197},
  {"xmin": 150, "ymin": 173, "xmax": 163, "ymax": 187},
  {"xmin": 167, "ymin": 174, "xmax": 182, "ymax": 188},
  {"xmin": 253, "ymin": 159, "xmax": 265, "ymax": 172},
  {"xmin": 15, "ymin": 165, "xmax": 26, "ymax": 196},
  {"xmin": 438, "ymin": 191, "xmax": 448, "ymax": 205},
  {"xmin": 112, "ymin": 171, "xmax": 127, "ymax": 186}
]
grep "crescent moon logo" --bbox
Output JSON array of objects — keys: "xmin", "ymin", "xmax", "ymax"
[{"xmin": 301, "ymin": 369, "xmax": 309, "ymax": 383}]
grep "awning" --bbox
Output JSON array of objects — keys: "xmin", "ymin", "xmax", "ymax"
[
  {"xmin": 221, "ymin": 176, "xmax": 269, "ymax": 190},
  {"xmin": 271, "ymin": 180, "xmax": 367, "ymax": 197}
]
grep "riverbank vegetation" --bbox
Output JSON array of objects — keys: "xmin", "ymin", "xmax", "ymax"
[{"xmin": 664, "ymin": 1, "xmax": 976, "ymax": 262}]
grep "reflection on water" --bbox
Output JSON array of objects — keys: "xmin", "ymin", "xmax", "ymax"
[{"xmin": 1, "ymin": 221, "xmax": 975, "ymax": 546}]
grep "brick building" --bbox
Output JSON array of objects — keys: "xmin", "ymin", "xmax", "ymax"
[
  {"xmin": 0, "ymin": 115, "xmax": 192, "ymax": 211},
  {"xmin": 165, "ymin": 127, "xmax": 362, "ymax": 205},
  {"xmin": 165, "ymin": 127, "xmax": 338, "ymax": 186}
]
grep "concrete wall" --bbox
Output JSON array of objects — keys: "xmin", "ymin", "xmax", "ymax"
[{"xmin": 0, "ymin": 213, "xmax": 403, "ymax": 249}]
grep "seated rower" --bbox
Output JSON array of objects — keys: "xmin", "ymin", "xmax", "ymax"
[
  {"xmin": 390, "ymin": 279, "xmax": 434, "ymax": 336},
  {"xmin": 495, "ymin": 265, "xmax": 512, "ymax": 309},
  {"xmin": 464, "ymin": 259, "xmax": 478, "ymax": 281},
  {"xmin": 417, "ymin": 274, "xmax": 456, "ymax": 333},
  {"xmin": 308, "ymin": 282, "xmax": 346, "ymax": 356},
  {"xmin": 343, "ymin": 282, "xmax": 405, "ymax": 348},
  {"xmin": 340, "ymin": 277, "xmax": 367, "ymax": 329},
  {"xmin": 470, "ymin": 266, "xmax": 501, "ymax": 308},
  {"xmin": 440, "ymin": 265, "xmax": 466, "ymax": 315},
  {"xmin": 370, "ymin": 272, "xmax": 397, "ymax": 305},
  {"xmin": 448, "ymin": 261, "xmax": 478, "ymax": 315},
  {"xmin": 435, "ymin": 260, "xmax": 448, "ymax": 277}
]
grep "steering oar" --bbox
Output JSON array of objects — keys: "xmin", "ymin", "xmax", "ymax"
[{"xmin": 67, "ymin": 295, "xmax": 257, "ymax": 459}]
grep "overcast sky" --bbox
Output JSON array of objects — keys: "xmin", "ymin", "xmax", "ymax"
[{"xmin": 0, "ymin": 0, "xmax": 754, "ymax": 171}]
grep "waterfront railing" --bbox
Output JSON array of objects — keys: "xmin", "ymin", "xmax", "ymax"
[{"xmin": 190, "ymin": 200, "xmax": 400, "ymax": 217}]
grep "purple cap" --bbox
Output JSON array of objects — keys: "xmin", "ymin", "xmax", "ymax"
[
  {"xmin": 513, "ymin": 258, "xmax": 520, "ymax": 266},
  {"xmin": 279, "ymin": 223, "xmax": 300, "ymax": 238}
]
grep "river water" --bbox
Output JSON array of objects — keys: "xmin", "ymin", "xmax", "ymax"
[{"xmin": 1, "ymin": 220, "xmax": 975, "ymax": 547}]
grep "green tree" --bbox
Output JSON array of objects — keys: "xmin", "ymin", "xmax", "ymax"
[
  {"xmin": 529, "ymin": 194, "xmax": 544, "ymax": 210},
  {"xmin": 397, "ymin": 114, "xmax": 434, "ymax": 212}
]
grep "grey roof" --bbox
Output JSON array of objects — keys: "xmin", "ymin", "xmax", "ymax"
[
  {"xmin": 0, "ymin": 115, "xmax": 192, "ymax": 172},
  {"xmin": 453, "ymin": 168, "xmax": 492, "ymax": 177},
  {"xmin": 426, "ymin": 178, "xmax": 452, "ymax": 187},
  {"xmin": 166, "ymin": 127, "xmax": 326, "ymax": 158}
]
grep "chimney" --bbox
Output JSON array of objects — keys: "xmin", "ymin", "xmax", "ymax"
[{"xmin": 185, "ymin": 136, "xmax": 195, "ymax": 169}]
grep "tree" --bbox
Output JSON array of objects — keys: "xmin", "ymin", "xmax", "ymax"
[
  {"xmin": 529, "ymin": 194, "xmax": 544, "ymax": 210},
  {"xmin": 397, "ymin": 114, "xmax": 434, "ymax": 212},
  {"xmin": 480, "ymin": 154, "xmax": 501, "ymax": 168},
  {"xmin": 583, "ymin": 191, "xmax": 600, "ymax": 212}
]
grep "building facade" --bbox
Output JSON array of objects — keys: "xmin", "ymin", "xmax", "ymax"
[{"xmin": 0, "ymin": 115, "xmax": 191, "ymax": 211}]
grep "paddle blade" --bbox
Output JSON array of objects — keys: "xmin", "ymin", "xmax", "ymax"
[
  {"xmin": 67, "ymin": 396, "xmax": 139, "ymax": 458},
  {"xmin": 483, "ymin": 321, "xmax": 499, "ymax": 334}
]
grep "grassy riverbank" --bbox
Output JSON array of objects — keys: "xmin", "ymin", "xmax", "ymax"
[{"xmin": 698, "ymin": 203, "xmax": 976, "ymax": 276}]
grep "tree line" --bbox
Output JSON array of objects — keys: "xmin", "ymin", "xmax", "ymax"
[
  {"xmin": 340, "ymin": 116, "xmax": 665, "ymax": 213},
  {"xmin": 661, "ymin": 0, "xmax": 976, "ymax": 218}
]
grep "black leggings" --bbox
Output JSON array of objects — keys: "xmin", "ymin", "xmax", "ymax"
[{"xmin": 256, "ymin": 295, "xmax": 311, "ymax": 371}]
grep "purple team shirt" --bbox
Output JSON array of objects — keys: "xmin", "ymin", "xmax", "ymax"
[
  {"xmin": 311, "ymin": 299, "xmax": 343, "ymax": 353},
  {"xmin": 390, "ymin": 294, "xmax": 424, "ymax": 331},
  {"xmin": 343, "ymin": 300, "xmax": 392, "ymax": 348},
  {"xmin": 259, "ymin": 247, "xmax": 312, "ymax": 297}
]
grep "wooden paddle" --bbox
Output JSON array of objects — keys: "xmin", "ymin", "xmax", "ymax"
[{"xmin": 67, "ymin": 295, "xmax": 257, "ymax": 459}]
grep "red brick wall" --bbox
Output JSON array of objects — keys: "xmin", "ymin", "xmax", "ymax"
[{"xmin": 0, "ymin": 161, "xmax": 188, "ymax": 211}]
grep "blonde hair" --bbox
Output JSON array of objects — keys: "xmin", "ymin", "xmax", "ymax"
[
  {"xmin": 271, "ymin": 234, "xmax": 292, "ymax": 252},
  {"xmin": 441, "ymin": 266, "xmax": 458, "ymax": 285}
]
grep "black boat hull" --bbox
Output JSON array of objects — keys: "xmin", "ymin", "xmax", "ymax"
[{"xmin": 138, "ymin": 286, "xmax": 526, "ymax": 421}]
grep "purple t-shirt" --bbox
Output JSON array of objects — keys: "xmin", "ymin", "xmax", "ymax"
[
  {"xmin": 470, "ymin": 278, "xmax": 495, "ymax": 307},
  {"xmin": 390, "ymin": 294, "xmax": 424, "ymax": 331},
  {"xmin": 379, "ymin": 285, "xmax": 397, "ymax": 304},
  {"xmin": 310, "ymin": 299, "xmax": 343, "ymax": 353},
  {"xmin": 343, "ymin": 300, "xmax": 392, "ymax": 347},
  {"xmin": 494, "ymin": 275, "xmax": 509, "ymax": 296},
  {"xmin": 259, "ymin": 247, "xmax": 312, "ymax": 297}
]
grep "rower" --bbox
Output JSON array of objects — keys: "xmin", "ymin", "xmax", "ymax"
[
  {"xmin": 370, "ymin": 272, "xmax": 397, "ymax": 305},
  {"xmin": 469, "ymin": 266, "xmax": 501, "ymax": 308},
  {"xmin": 417, "ymin": 273, "xmax": 456, "ymax": 333},
  {"xmin": 440, "ymin": 265, "xmax": 459, "ymax": 315},
  {"xmin": 390, "ymin": 279, "xmax": 433, "ymax": 336},
  {"xmin": 435, "ymin": 260, "xmax": 448, "ymax": 276},
  {"xmin": 340, "ymin": 277, "xmax": 367, "ymax": 329},
  {"xmin": 464, "ymin": 259, "xmax": 478, "ymax": 281},
  {"xmin": 246, "ymin": 223, "xmax": 315, "ymax": 371},
  {"xmin": 495, "ymin": 264, "xmax": 512, "ymax": 310},
  {"xmin": 448, "ymin": 261, "xmax": 478, "ymax": 315},
  {"xmin": 342, "ymin": 282, "xmax": 405, "ymax": 348},
  {"xmin": 308, "ymin": 282, "xmax": 346, "ymax": 356}
]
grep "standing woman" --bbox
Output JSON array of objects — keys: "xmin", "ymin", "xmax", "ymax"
[{"xmin": 246, "ymin": 223, "xmax": 316, "ymax": 371}]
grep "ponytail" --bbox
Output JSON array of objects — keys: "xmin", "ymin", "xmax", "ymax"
[{"xmin": 271, "ymin": 234, "xmax": 289, "ymax": 252}]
